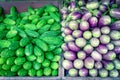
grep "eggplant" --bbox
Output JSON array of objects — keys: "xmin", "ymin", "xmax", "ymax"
[
  {"xmin": 83, "ymin": 31, "xmax": 92, "ymax": 40},
  {"xmin": 91, "ymin": 51, "xmax": 102, "ymax": 61},
  {"xmin": 79, "ymin": 68, "xmax": 88, "ymax": 77},
  {"xmin": 70, "ymin": 11, "xmax": 82, "ymax": 20},
  {"xmin": 99, "ymin": 69, "xmax": 108, "ymax": 77},
  {"xmin": 95, "ymin": 61, "xmax": 103, "ymax": 69},
  {"xmin": 106, "ymin": 43, "xmax": 114, "ymax": 50},
  {"xmin": 61, "ymin": 43, "xmax": 69, "ymax": 51},
  {"xmin": 112, "ymin": 40, "xmax": 120, "ymax": 46},
  {"xmin": 86, "ymin": 1, "xmax": 99, "ymax": 10},
  {"xmin": 103, "ymin": 51, "xmax": 116, "ymax": 60},
  {"xmin": 114, "ymin": 46, "xmax": 120, "ymax": 54},
  {"xmin": 99, "ymin": 4, "xmax": 107, "ymax": 12},
  {"xmin": 101, "ymin": 26, "xmax": 110, "ymax": 34},
  {"xmin": 96, "ymin": 45, "xmax": 108, "ymax": 54},
  {"xmin": 113, "ymin": 59, "xmax": 120, "ymax": 70},
  {"xmin": 84, "ymin": 57, "xmax": 94, "ymax": 69},
  {"xmin": 75, "ymin": 38, "xmax": 86, "ymax": 48},
  {"xmin": 68, "ymin": 68, "xmax": 78, "ymax": 77},
  {"xmin": 98, "ymin": 15, "xmax": 111, "ymax": 27},
  {"xmin": 102, "ymin": 61, "xmax": 114, "ymax": 70},
  {"xmin": 77, "ymin": 51, "xmax": 86, "ymax": 60},
  {"xmin": 110, "ymin": 21, "xmax": 120, "ymax": 30},
  {"xmin": 90, "ymin": 38, "xmax": 100, "ymax": 47},
  {"xmin": 89, "ymin": 16, "xmax": 98, "ymax": 27},
  {"xmin": 62, "ymin": 60, "xmax": 73, "ymax": 70},
  {"xmin": 110, "ymin": 69, "xmax": 119, "ymax": 77},
  {"xmin": 81, "ymin": 12, "xmax": 92, "ymax": 21},
  {"xmin": 64, "ymin": 28, "xmax": 72, "ymax": 35},
  {"xmin": 92, "ymin": 28, "xmax": 101, "ymax": 38},
  {"xmin": 72, "ymin": 30, "xmax": 82, "ymax": 38},
  {"xmin": 110, "ymin": 9, "xmax": 120, "ymax": 19},
  {"xmin": 89, "ymin": 69, "xmax": 98, "ymax": 77},
  {"xmin": 64, "ymin": 51, "xmax": 76, "ymax": 61},
  {"xmin": 100, "ymin": 35, "xmax": 110, "ymax": 44},
  {"xmin": 68, "ymin": 20, "xmax": 78, "ymax": 30},
  {"xmin": 83, "ymin": 44, "xmax": 93, "ymax": 54},
  {"xmin": 73, "ymin": 59, "xmax": 83, "ymax": 69},
  {"xmin": 110, "ymin": 30, "xmax": 120, "ymax": 40},
  {"xmin": 79, "ymin": 20, "xmax": 89, "ymax": 31},
  {"xmin": 64, "ymin": 35, "xmax": 74, "ymax": 42},
  {"xmin": 68, "ymin": 42, "xmax": 80, "ymax": 52}
]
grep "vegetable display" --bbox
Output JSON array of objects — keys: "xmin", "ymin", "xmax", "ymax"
[
  {"xmin": 61, "ymin": 0, "xmax": 120, "ymax": 77},
  {"xmin": 0, "ymin": 5, "xmax": 62, "ymax": 76}
]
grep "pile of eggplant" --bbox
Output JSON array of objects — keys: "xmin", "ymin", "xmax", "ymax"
[{"xmin": 61, "ymin": 0, "xmax": 120, "ymax": 77}]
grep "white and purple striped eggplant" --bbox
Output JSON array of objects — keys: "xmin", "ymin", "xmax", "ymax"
[
  {"xmin": 89, "ymin": 16, "xmax": 98, "ymax": 27},
  {"xmin": 64, "ymin": 51, "xmax": 76, "ymax": 61},
  {"xmin": 110, "ymin": 9, "xmax": 120, "ymax": 19},
  {"xmin": 68, "ymin": 41, "xmax": 80, "ymax": 52}
]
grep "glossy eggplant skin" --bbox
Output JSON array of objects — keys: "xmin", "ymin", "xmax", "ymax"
[
  {"xmin": 110, "ymin": 9, "xmax": 120, "ymax": 19},
  {"xmin": 111, "ymin": 21, "xmax": 120, "ymax": 30}
]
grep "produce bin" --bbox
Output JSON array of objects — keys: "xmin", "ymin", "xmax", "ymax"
[
  {"xmin": 60, "ymin": 0, "xmax": 120, "ymax": 80},
  {"xmin": 0, "ymin": 0, "xmax": 62, "ymax": 80}
]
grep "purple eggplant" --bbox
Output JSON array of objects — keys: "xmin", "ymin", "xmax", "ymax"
[
  {"xmin": 90, "ymin": 38, "xmax": 100, "ymax": 47},
  {"xmin": 103, "ymin": 51, "xmax": 116, "ymax": 60},
  {"xmin": 92, "ymin": 28, "xmax": 101, "ymax": 38},
  {"xmin": 70, "ymin": 11, "xmax": 82, "ymax": 20},
  {"xmin": 99, "ymin": 69, "xmax": 108, "ymax": 78},
  {"xmin": 113, "ymin": 59, "xmax": 120, "ymax": 70},
  {"xmin": 83, "ymin": 31, "xmax": 92, "ymax": 40},
  {"xmin": 68, "ymin": 20, "xmax": 78, "ymax": 30},
  {"xmin": 64, "ymin": 35, "xmax": 74, "ymax": 42},
  {"xmin": 99, "ymin": 4, "xmax": 107, "ymax": 12},
  {"xmin": 83, "ymin": 44, "xmax": 93, "ymax": 54},
  {"xmin": 68, "ymin": 68, "xmax": 78, "ymax": 77},
  {"xmin": 72, "ymin": 30, "xmax": 82, "ymax": 38},
  {"xmin": 112, "ymin": 40, "xmax": 120, "ymax": 46},
  {"xmin": 81, "ymin": 12, "xmax": 92, "ymax": 21},
  {"xmin": 64, "ymin": 28, "xmax": 72, "ymax": 35},
  {"xmin": 110, "ymin": 30, "xmax": 120, "ymax": 40},
  {"xmin": 79, "ymin": 68, "xmax": 88, "ymax": 77},
  {"xmin": 102, "ymin": 61, "xmax": 114, "ymax": 70},
  {"xmin": 77, "ymin": 51, "xmax": 86, "ymax": 60},
  {"xmin": 73, "ymin": 59, "xmax": 83, "ymax": 69},
  {"xmin": 64, "ymin": 51, "xmax": 76, "ymax": 61},
  {"xmin": 98, "ymin": 15, "xmax": 111, "ymax": 27},
  {"xmin": 89, "ymin": 16, "xmax": 98, "ymax": 27},
  {"xmin": 91, "ymin": 51, "xmax": 102, "ymax": 61},
  {"xmin": 101, "ymin": 26, "xmax": 110, "ymax": 34},
  {"xmin": 68, "ymin": 42, "xmax": 80, "ymax": 52},
  {"xmin": 89, "ymin": 69, "xmax": 98, "ymax": 77},
  {"xmin": 95, "ymin": 61, "xmax": 103, "ymax": 69},
  {"xmin": 61, "ymin": 43, "xmax": 69, "ymax": 51},
  {"xmin": 75, "ymin": 38, "xmax": 86, "ymax": 48},
  {"xmin": 62, "ymin": 60, "xmax": 73, "ymax": 70},
  {"xmin": 84, "ymin": 57, "xmax": 94, "ymax": 69},
  {"xmin": 86, "ymin": 1, "xmax": 99, "ymax": 10},
  {"xmin": 106, "ymin": 43, "xmax": 114, "ymax": 50},
  {"xmin": 100, "ymin": 35, "xmax": 110, "ymax": 44},
  {"xmin": 110, "ymin": 9, "xmax": 120, "ymax": 19},
  {"xmin": 110, "ymin": 21, "xmax": 120, "ymax": 30},
  {"xmin": 114, "ymin": 46, "xmax": 120, "ymax": 54},
  {"xmin": 110, "ymin": 69, "xmax": 119, "ymax": 77},
  {"xmin": 96, "ymin": 45, "xmax": 108, "ymax": 54},
  {"xmin": 79, "ymin": 21, "xmax": 89, "ymax": 31}
]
